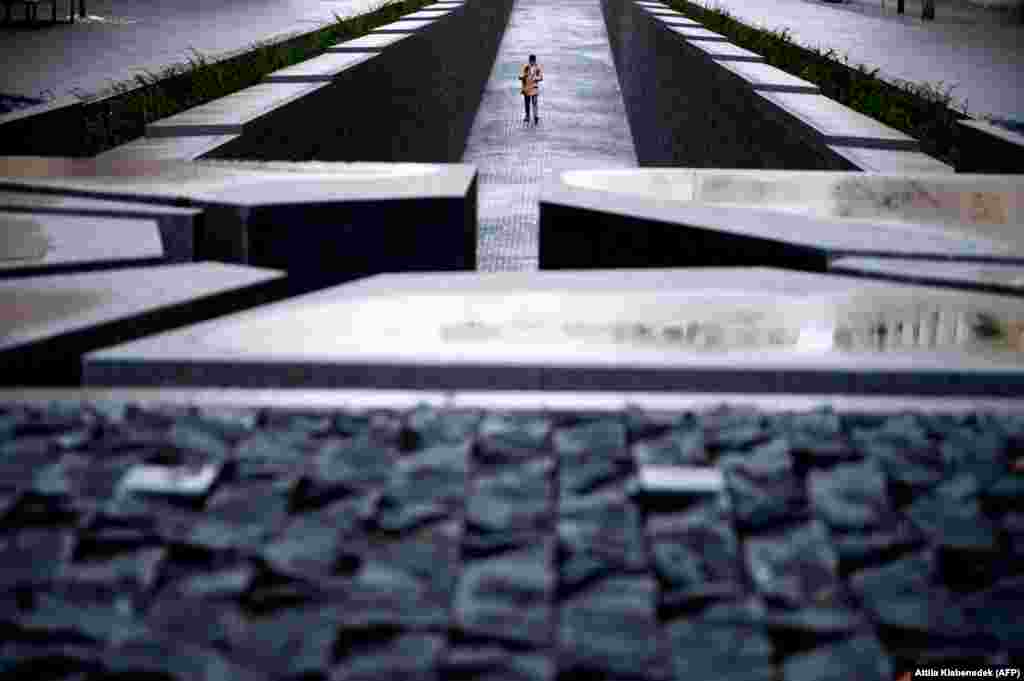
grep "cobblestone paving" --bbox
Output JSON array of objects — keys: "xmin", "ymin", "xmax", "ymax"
[
  {"xmin": 462, "ymin": 0, "xmax": 637, "ymax": 272},
  {"xmin": 699, "ymin": 0, "xmax": 1024, "ymax": 124},
  {"xmin": 1, "ymin": 401, "xmax": 1022, "ymax": 679}
]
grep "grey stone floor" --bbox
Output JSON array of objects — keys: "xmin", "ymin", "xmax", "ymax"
[
  {"xmin": 462, "ymin": 0, "xmax": 637, "ymax": 272},
  {"xmin": 0, "ymin": 0, "xmax": 375, "ymax": 102}
]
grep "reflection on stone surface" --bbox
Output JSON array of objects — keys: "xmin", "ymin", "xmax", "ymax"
[{"xmin": 0, "ymin": 402, "xmax": 1020, "ymax": 678}]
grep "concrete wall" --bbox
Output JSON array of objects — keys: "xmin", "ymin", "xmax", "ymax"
[
  {"xmin": 602, "ymin": 0, "xmax": 951, "ymax": 172},
  {"xmin": 602, "ymin": 0, "xmax": 854, "ymax": 169},
  {"xmin": 204, "ymin": 0, "xmax": 513, "ymax": 163},
  {"xmin": 956, "ymin": 119, "xmax": 1024, "ymax": 173}
]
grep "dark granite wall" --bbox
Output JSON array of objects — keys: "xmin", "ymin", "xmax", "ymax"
[
  {"xmin": 601, "ymin": 0, "xmax": 857, "ymax": 170},
  {"xmin": 208, "ymin": 0, "xmax": 514, "ymax": 163},
  {"xmin": 955, "ymin": 121, "xmax": 1024, "ymax": 174}
]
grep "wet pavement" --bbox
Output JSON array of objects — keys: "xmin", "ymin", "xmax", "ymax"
[
  {"xmin": 698, "ymin": 0, "xmax": 1024, "ymax": 125},
  {"xmin": 1, "ymin": 399, "xmax": 1022, "ymax": 679},
  {"xmin": 0, "ymin": 0, "xmax": 376, "ymax": 103},
  {"xmin": 462, "ymin": 0, "xmax": 637, "ymax": 271}
]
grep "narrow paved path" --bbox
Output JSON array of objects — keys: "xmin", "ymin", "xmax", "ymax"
[{"xmin": 462, "ymin": 0, "xmax": 637, "ymax": 272}]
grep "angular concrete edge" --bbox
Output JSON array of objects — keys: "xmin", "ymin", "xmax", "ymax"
[
  {"xmin": 956, "ymin": 118, "xmax": 1024, "ymax": 173},
  {"xmin": 756, "ymin": 90, "xmax": 919, "ymax": 151},
  {"xmin": 1, "ymin": 262, "xmax": 285, "ymax": 386},
  {"xmin": 8, "ymin": 387, "xmax": 1024, "ymax": 415},
  {"xmin": 828, "ymin": 145, "xmax": 954, "ymax": 174},
  {"xmin": 716, "ymin": 60, "xmax": 820, "ymax": 94},
  {"xmin": 145, "ymin": 82, "xmax": 328, "ymax": 138},
  {"xmin": 81, "ymin": 267, "xmax": 1024, "ymax": 396},
  {"xmin": 538, "ymin": 168, "xmax": 1024, "ymax": 270},
  {"xmin": 608, "ymin": 0, "xmax": 945, "ymax": 171},
  {"xmin": 263, "ymin": 51, "xmax": 380, "ymax": 83},
  {"xmin": 96, "ymin": 134, "xmax": 242, "ymax": 162},
  {"xmin": 0, "ymin": 191, "xmax": 201, "ymax": 264},
  {"xmin": 830, "ymin": 255, "xmax": 1024, "ymax": 295},
  {"xmin": 327, "ymin": 31, "xmax": 414, "ymax": 52},
  {"xmin": 369, "ymin": 18, "xmax": 437, "ymax": 33}
]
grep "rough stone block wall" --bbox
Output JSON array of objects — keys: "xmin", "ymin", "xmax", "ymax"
[
  {"xmin": 208, "ymin": 0, "xmax": 514, "ymax": 163},
  {"xmin": 601, "ymin": 0, "xmax": 857, "ymax": 170}
]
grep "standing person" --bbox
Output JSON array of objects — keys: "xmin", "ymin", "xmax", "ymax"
[{"xmin": 519, "ymin": 54, "xmax": 543, "ymax": 126}]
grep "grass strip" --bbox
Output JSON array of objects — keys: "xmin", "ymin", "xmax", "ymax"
[
  {"xmin": 78, "ymin": 0, "xmax": 432, "ymax": 156},
  {"xmin": 667, "ymin": 0, "xmax": 970, "ymax": 167}
]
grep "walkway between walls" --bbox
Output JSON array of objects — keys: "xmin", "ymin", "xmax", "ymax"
[{"xmin": 462, "ymin": 0, "xmax": 637, "ymax": 272}]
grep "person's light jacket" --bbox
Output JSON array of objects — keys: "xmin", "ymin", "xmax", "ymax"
[{"xmin": 520, "ymin": 63, "xmax": 543, "ymax": 96}]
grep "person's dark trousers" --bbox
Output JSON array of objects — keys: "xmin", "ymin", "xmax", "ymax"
[{"xmin": 523, "ymin": 94, "xmax": 538, "ymax": 121}]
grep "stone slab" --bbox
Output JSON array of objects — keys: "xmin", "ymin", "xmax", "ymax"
[
  {"xmin": 82, "ymin": 267, "xmax": 1024, "ymax": 396},
  {"xmin": 369, "ymin": 18, "xmax": 436, "ymax": 33},
  {"xmin": 653, "ymin": 14, "xmax": 703, "ymax": 26},
  {"xmin": 828, "ymin": 146, "xmax": 954, "ymax": 174},
  {"xmin": 1, "ymin": 262, "xmax": 283, "ymax": 386},
  {"xmin": 0, "ymin": 211, "xmax": 164, "ymax": 276},
  {"xmin": 668, "ymin": 26, "xmax": 729, "ymax": 41},
  {"xmin": 264, "ymin": 51, "xmax": 378, "ymax": 82},
  {"xmin": 717, "ymin": 60, "xmax": 820, "ymax": 94},
  {"xmin": 684, "ymin": 39, "xmax": 765, "ymax": 62},
  {"xmin": 96, "ymin": 135, "xmax": 241, "ymax": 162},
  {"xmin": 757, "ymin": 91, "xmax": 919, "ymax": 150},
  {"xmin": 402, "ymin": 8, "xmax": 453, "ymax": 19},
  {"xmin": 539, "ymin": 168, "xmax": 1024, "ymax": 270},
  {"xmin": 0, "ymin": 157, "xmax": 478, "ymax": 287},
  {"xmin": 830, "ymin": 256, "xmax": 1024, "ymax": 294},
  {"xmin": 327, "ymin": 32, "xmax": 414, "ymax": 52},
  {"xmin": 0, "ymin": 190, "xmax": 200, "ymax": 263},
  {"xmin": 146, "ymin": 82, "xmax": 327, "ymax": 137}
]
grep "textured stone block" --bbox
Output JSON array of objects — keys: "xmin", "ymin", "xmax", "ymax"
[
  {"xmin": 82, "ymin": 267, "xmax": 1024, "ymax": 396},
  {"xmin": 0, "ymin": 262, "xmax": 282, "ymax": 386}
]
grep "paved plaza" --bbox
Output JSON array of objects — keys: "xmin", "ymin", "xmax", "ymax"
[{"xmin": 0, "ymin": 0, "xmax": 376, "ymax": 103}]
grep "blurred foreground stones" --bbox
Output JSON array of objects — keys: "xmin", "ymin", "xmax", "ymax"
[{"xmin": 1, "ymin": 401, "xmax": 1022, "ymax": 678}]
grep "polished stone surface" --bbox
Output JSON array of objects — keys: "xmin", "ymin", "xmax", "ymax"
[
  {"xmin": 327, "ymin": 32, "xmax": 413, "ymax": 52},
  {"xmin": 827, "ymin": 145, "xmax": 955, "ymax": 173},
  {"xmin": 0, "ymin": 262, "xmax": 282, "ymax": 385},
  {"xmin": 684, "ymin": 39, "xmax": 765, "ymax": 61},
  {"xmin": 669, "ymin": 26, "xmax": 729, "ymax": 40},
  {"xmin": 146, "ymin": 82, "xmax": 327, "ymax": 137},
  {"xmin": 0, "ymin": 211, "xmax": 164, "ymax": 275},
  {"xmin": 368, "ymin": 18, "xmax": 436, "ymax": 32},
  {"xmin": 0, "ymin": 191, "xmax": 200, "ymax": 264},
  {"xmin": 831, "ymin": 257, "xmax": 1024, "ymax": 293},
  {"xmin": 0, "ymin": 158, "xmax": 477, "ymax": 280},
  {"xmin": 83, "ymin": 267, "xmax": 1024, "ymax": 395},
  {"xmin": 96, "ymin": 135, "xmax": 241, "ymax": 162},
  {"xmin": 717, "ymin": 60, "xmax": 820, "ymax": 94},
  {"xmin": 0, "ymin": 397, "xmax": 1018, "ymax": 679},
  {"xmin": 541, "ymin": 169, "xmax": 1024, "ymax": 266},
  {"xmin": 263, "ymin": 51, "xmax": 378, "ymax": 82},
  {"xmin": 757, "ymin": 91, "xmax": 920, "ymax": 150}
]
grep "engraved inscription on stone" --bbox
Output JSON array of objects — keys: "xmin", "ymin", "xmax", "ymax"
[{"xmin": 0, "ymin": 215, "xmax": 49, "ymax": 262}]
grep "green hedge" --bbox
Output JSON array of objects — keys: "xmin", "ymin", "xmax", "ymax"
[
  {"xmin": 80, "ymin": 0, "xmax": 432, "ymax": 156},
  {"xmin": 667, "ymin": 0, "xmax": 969, "ymax": 167}
]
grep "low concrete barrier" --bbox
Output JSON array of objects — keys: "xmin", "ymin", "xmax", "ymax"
[
  {"xmin": 107, "ymin": 0, "xmax": 512, "ymax": 163},
  {"xmin": 602, "ymin": 0, "xmax": 952, "ymax": 173}
]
